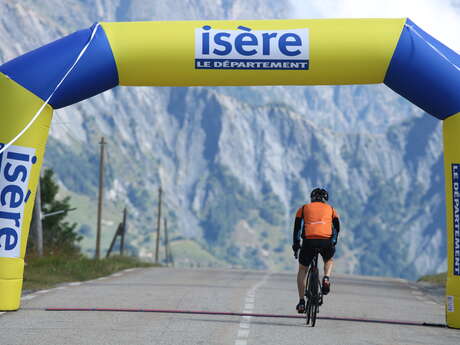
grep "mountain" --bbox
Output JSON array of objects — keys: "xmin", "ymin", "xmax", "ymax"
[{"xmin": 0, "ymin": 0, "xmax": 449, "ymax": 279}]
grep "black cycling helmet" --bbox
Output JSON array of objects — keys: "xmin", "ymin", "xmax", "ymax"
[{"xmin": 310, "ymin": 188, "xmax": 328, "ymax": 202}]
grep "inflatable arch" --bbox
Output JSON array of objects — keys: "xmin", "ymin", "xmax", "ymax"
[{"xmin": 0, "ymin": 18, "xmax": 459, "ymax": 327}]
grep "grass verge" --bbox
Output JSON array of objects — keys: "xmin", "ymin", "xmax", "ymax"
[
  {"xmin": 417, "ymin": 272, "xmax": 447, "ymax": 286},
  {"xmin": 23, "ymin": 255, "xmax": 156, "ymax": 292}
]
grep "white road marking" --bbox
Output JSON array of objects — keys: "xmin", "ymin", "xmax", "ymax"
[
  {"xmin": 124, "ymin": 268, "xmax": 138, "ymax": 273},
  {"xmin": 36, "ymin": 289, "xmax": 51, "ymax": 294},
  {"xmin": 111, "ymin": 273, "xmax": 122, "ymax": 277},
  {"xmin": 96, "ymin": 277, "xmax": 107, "ymax": 281},
  {"xmin": 234, "ymin": 273, "xmax": 270, "ymax": 345},
  {"xmin": 54, "ymin": 286, "xmax": 67, "ymax": 290},
  {"xmin": 21, "ymin": 295, "xmax": 36, "ymax": 301},
  {"xmin": 411, "ymin": 290, "xmax": 423, "ymax": 296},
  {"xmin": 0, "ymin": 312, "xmax": 5, "ymax": 317},
  {"xmin": 86, "ymin": 279, "xmax": 102, "ymax": 283},
  {"xmin": 68, "ymin": 282, "xmax": 82, "ymax": 286}
]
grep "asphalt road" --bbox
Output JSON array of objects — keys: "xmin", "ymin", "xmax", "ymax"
[{"xmin": 0, "ymin": 267, "xmax": 459, "ymax": 345}]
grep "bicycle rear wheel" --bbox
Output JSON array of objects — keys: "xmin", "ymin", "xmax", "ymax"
[
  {"xmin": 309, "ymin": 268, "xmax": 320, "ymax": 327},
  {"xmin": 304, "ymin": 266, "xmax": 313, "ymax": 325}
]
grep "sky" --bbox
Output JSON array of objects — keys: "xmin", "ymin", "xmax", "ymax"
[{"xmin": 290, "ymin": 0, "xmax": 460, "ymax": 52}]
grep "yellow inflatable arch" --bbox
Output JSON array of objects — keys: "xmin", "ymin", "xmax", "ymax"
[{"xmin": 0, "ymin": 18, "xmax": 459, "ymax": 327}]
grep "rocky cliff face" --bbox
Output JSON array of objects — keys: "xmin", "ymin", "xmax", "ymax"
[{"xmin": 0, "ymin": 0, "xmax": 448, "ymax": 278}]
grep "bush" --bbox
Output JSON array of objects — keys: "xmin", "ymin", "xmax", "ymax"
[{"xmin": 28, "ymin": 168, "xmax": 82, "ymax": 256}]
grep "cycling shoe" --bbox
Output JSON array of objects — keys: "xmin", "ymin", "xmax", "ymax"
[
  {"xmin": 322, "ymin": 276, "xmax": 331, "ymax": 295},
  {"xmin": 296, "ymin": 299, "xmax": 306, "ymax": 313}
]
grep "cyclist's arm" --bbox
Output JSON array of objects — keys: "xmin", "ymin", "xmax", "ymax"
[
  {"xmin": 333, "ymin": 217, "xmax": 340, "ymax": 234},
  {"xmin": 293, "ymin": 216, "xmax": 303, "ymax": 244}
]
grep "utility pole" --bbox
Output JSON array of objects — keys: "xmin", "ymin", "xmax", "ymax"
[
  {"xmin": 95, "ymin": 137, "xmax": 106, "ymax": 259},
  {"xmin": 155, "ymin": 186, "xmax": 162, "ymax": 264},
  {"xmin": 106, "ymin": 223, "xmax": 121, "ymax": 258},
  {"xmin": 31, "ymin": 181, "xmax": 43, "ymax": 256},
  {"xmin": 164, "ymin": 217, "xmax": 169, "ymax": 265},
  {"xmin": 120, "ymin": 207, "xmax": 127, "ymax": 256}
]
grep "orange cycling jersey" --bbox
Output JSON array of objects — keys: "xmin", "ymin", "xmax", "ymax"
[{"xmin": 296, "ymin": 202, "xmax": 339, "ymax": 239}]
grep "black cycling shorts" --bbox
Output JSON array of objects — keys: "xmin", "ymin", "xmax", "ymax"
[{"xmin": 298, "ymin": 239, "xmax": 335, "ymax": 267}]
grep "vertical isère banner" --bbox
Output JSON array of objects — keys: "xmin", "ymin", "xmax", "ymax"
[
  {"xmin": 452, "ymin": 164, "xmax": 460, "ymax": 277},
  {"xmin": 0, "ymin": 73, "xmax": 53, "ymax": 310},
  {"xmin": 443, "ymin": 113, "xmax": 460, "ymax": 328}
]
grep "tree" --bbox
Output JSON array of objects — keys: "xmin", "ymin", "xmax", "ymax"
[{"xmin": 36, "ymin": 168, "xmax": 81, "ymax": 255}]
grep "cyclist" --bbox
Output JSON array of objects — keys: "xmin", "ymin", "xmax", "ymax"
[{"xmin": 292, "ymin": 188, "xmax": 340, "ymax": 313}]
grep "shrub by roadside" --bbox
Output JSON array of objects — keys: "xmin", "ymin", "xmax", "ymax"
[{"xmin": 417, "ymin": 272, "xmax": 447, "ymax": 286}]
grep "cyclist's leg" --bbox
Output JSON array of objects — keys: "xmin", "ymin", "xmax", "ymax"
[
  {"xmin": 298, "ymin": 241, "xmax": 315, "ymax": 297},
  {"xmin": 297, "ymin": 263, "xmax": 308, "ymax": 300},
  {"xmin": 320, "ymin": 241, "xmax": 336, "ymax": 295},
  {"xmin": 296, "ymin": 241, "xmax": 314, "ymax": 312},
  {"xmin": 324, "ymin": 258, "xmax": 334, "ymax": 277},
  {"xmin": 296, "ymin": 264, "xmax": 307, "ymax": 312}
]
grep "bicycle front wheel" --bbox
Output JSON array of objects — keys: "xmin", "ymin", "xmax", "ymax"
[
  {"xmin": 310, "ymin": 299, "xmax": 319, "ymax": 327},
  {"xmin": 305, "ymin": 299, "xmax": 311, "ymax": 325}
]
